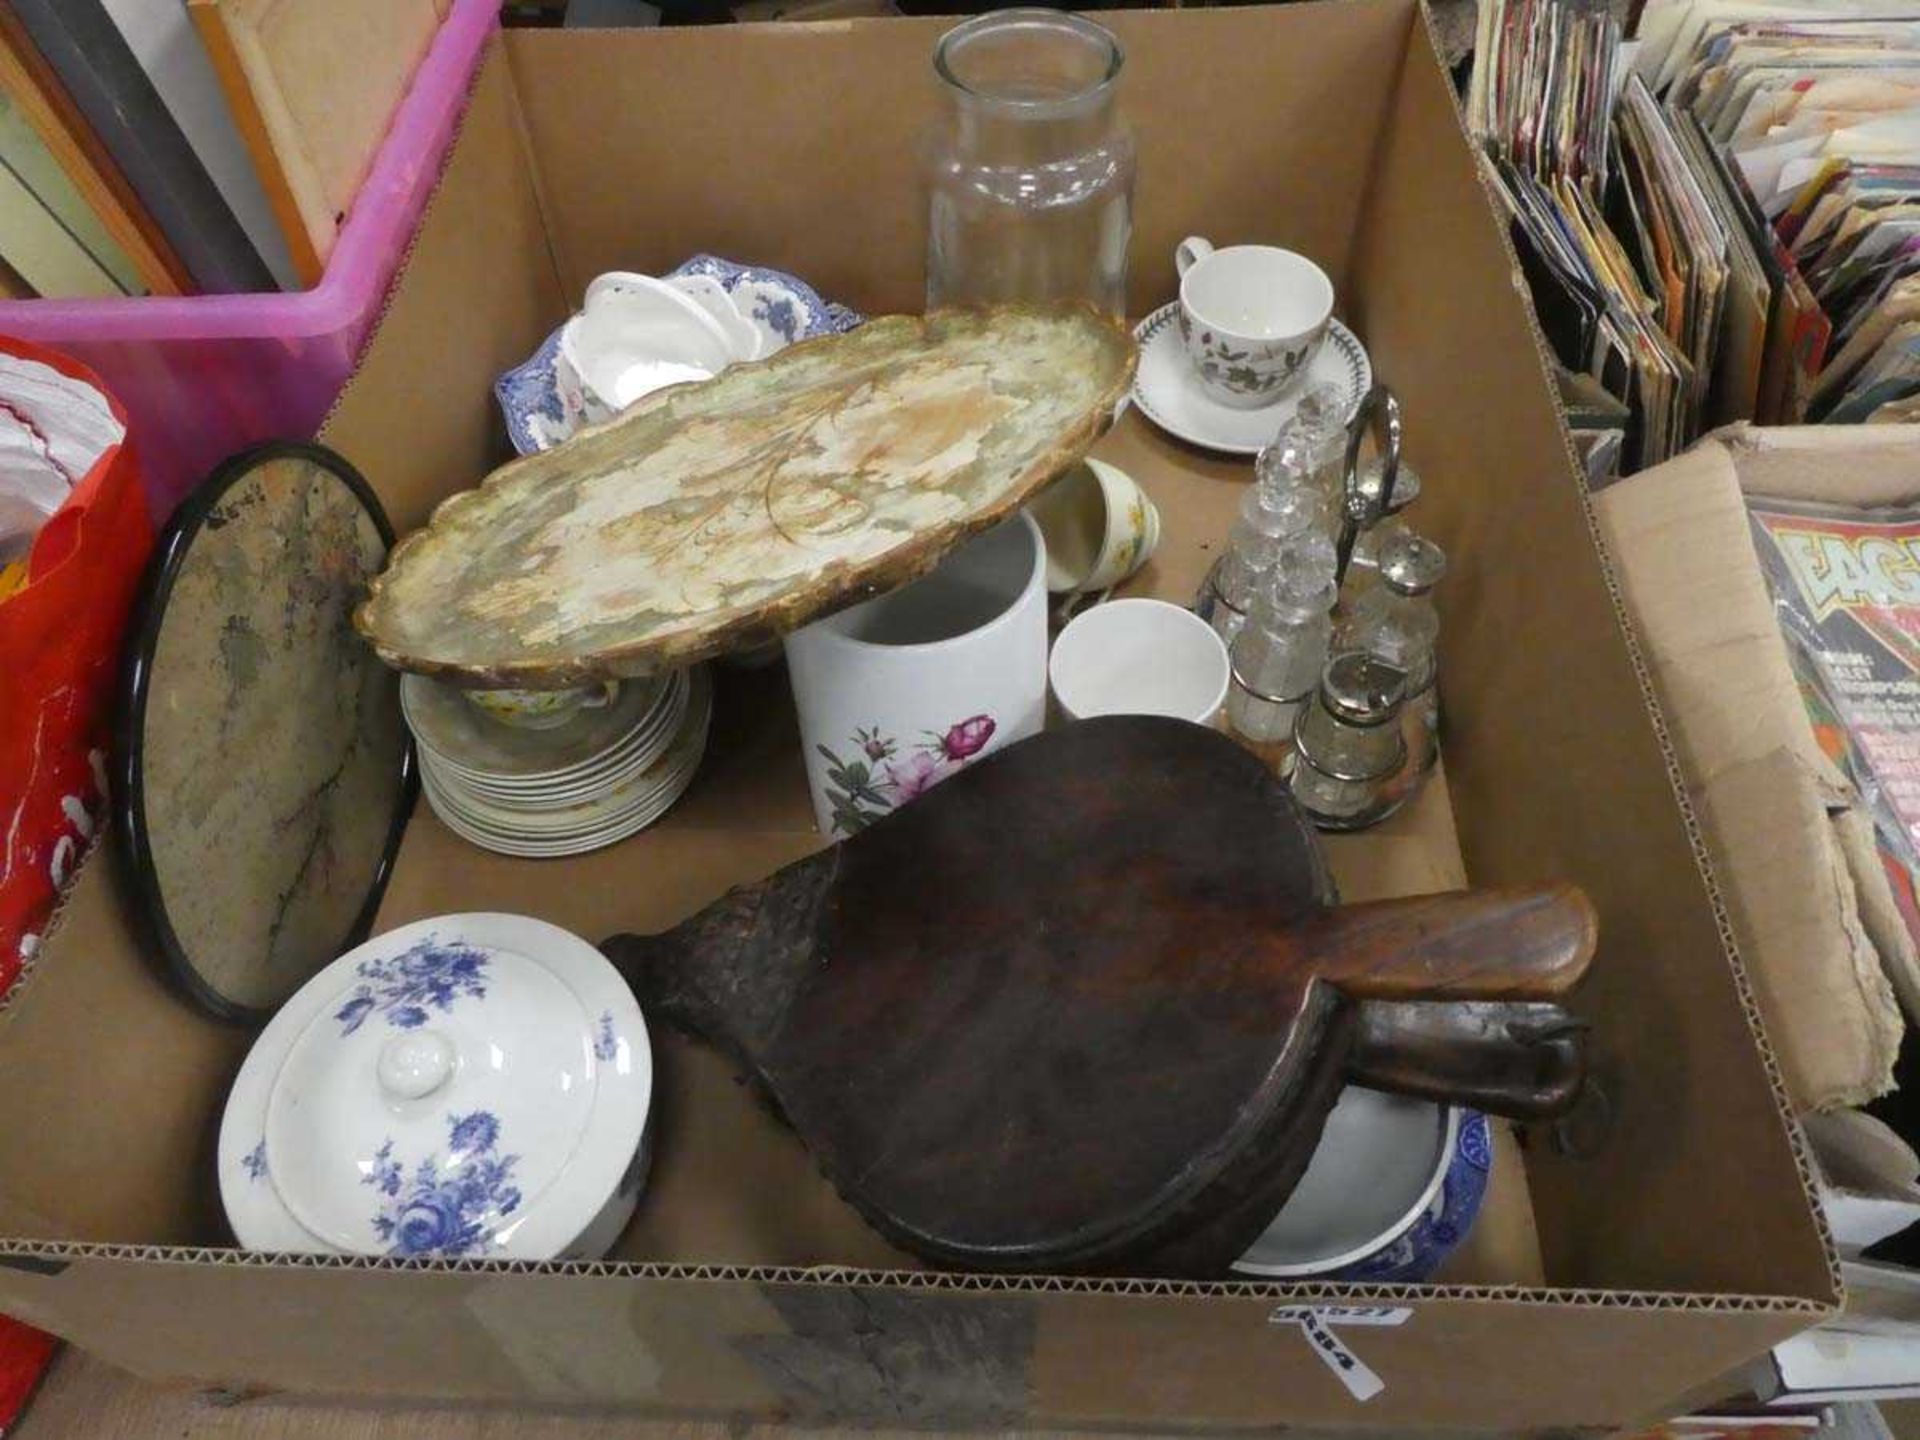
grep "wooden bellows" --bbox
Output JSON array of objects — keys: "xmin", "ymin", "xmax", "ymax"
[{"xmin": 605, "ymin": 718, "xmax": 1593, "ymax": 1275}]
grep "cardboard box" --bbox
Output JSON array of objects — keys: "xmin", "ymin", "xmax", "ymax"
[
  {"xmin": 1595, "ymin": 425, "xmax": 1920, "ymax": 1117},
  {"xmin": 1597, "ymin": 425, "xmax": 1920, "ymax": 1392},
  {"xmin": 0, "ymin": 4, "xmax": 1840, "ymax": 1430}
]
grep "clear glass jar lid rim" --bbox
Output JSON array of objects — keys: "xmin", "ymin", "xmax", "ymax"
[{"xmin": 934, "ymin": 8, "xmax": 1126, "ymax": 109}]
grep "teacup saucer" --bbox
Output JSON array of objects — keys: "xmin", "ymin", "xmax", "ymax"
[{"xmin": 1130, "ymin": 303, "xmax": 1371, "ymax": 457}]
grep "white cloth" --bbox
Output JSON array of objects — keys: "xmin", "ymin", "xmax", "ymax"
[{"xmin": 0, "ymin": 352, "xmax": 124, "ymax": 551}]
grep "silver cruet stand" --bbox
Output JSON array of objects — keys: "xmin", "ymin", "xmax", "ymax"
[{"xmin": 1334, "ymin": 383, "xmax": 1403, "ymax": 588}]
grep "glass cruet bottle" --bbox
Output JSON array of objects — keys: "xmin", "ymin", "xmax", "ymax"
[
  {"xmin": 924, "ymin": 9, "xmax": 1135, "ymax": 317},
  {"xmin": 1290, "ymin": 652, "xmax": 1410, "ymax": 830},
  {"xmin": 1261, "ymin": 382, "xmax": 1348, "ymax": 514},
  {"xmin": 1335, "ymin": 530, "xmax": 1446, "ymax": 773},
  {"xmin": 1226, "ymin": 570, "xmax": 1337, "ymax": 753},
  {"xmin": 1211, "ymin": 438, "xmax": 1327, "ymax": 648}
]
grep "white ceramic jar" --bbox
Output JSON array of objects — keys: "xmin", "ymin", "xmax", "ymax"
[
  {"xmin": 219, "ymin": 913, "xmax": 652, "ymax": 1261},
  {"xmin": 784, "ymin": 511, "xmax": 1048, "ymax": 837}
]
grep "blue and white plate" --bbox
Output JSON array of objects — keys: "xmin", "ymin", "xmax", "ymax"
[{"xmin": 495, "ymin": 255, "xmax": 863, "ymax": 455}]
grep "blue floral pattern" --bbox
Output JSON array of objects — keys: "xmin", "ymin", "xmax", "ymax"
[
  {"xmin": 593, "ymin": 1011, "xmax": 617, "ymax": 1062},
  {"xmin": 673, "ymin": 255, "xmax": 857, "ymax": 341},
  {"xmin": 752, "ymin": 295, "xmax": 799, "ymax": 345},
  {"xmin": 243, "ymin": 1140, "xmax": 268, "ymax": 1182},
  {"xmin": 493, "ymin": 328, "xmax": 568, "ymax": 447},
  {"xmin": 494, "ymin": 256, "xmax": 864, "ymax": 455},
  {"xmin": 334, "ymin": 937, "xmax": 489, "ymax": 1036},
  {"xmin": 1457, "ymin": 1108, "xmax": 1492, "ymax": 1170},
  {"xmin": 363, "ymin": 1110, "xmax": 521, "ymax": 1257}
]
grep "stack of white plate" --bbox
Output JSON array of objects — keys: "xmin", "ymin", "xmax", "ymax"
[{"xmin": 400, "ymin": 668, "xmax": 713, "ymax": 858}]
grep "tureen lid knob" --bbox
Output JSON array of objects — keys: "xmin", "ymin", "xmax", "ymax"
[{"xmin": 376, "ymin": 1030, "xmax": 456, "ymax": 1102}]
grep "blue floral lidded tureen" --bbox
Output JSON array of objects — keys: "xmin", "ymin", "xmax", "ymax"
[{"xmin": 219, "ymin": 913, "xmax": 651, "ymax": 1262}]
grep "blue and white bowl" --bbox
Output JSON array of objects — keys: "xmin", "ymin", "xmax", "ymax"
[
  {"xmin": 495, "ymin": 255, "xmax": 863, "ymax": 455},
  {"xmin": 218, "ymin": 913, "xmax": 653, "ymax": 1261},
  {"xmin": 1336, "ymin": 1107, "xmax": 1491, "ymax": 1283},
  {"xmin": 1232, "ymin": 1088, "xmax": 1491, "ymax": 1282}
]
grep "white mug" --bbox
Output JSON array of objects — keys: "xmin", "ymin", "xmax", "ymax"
[
  {"xmin": 1175, "ymin": 238, "xmax": 1334, "ymax": 409},
  {"xmin": 1048, "ymin": 597, "xmax": 1231, "ymax": 725},
  {"xmin": 784, "ymin": 512, "xmax": 1048, "ymax": 837}
]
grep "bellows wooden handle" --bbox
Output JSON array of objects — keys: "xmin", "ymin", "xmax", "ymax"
[
  {"xmin": 1298, "ymin": 883, "xmax": 1597, "ymax": 1002},
  {"xmin": 1347, "ymin": 999, "xmax": 1589, "ymax": 1119}
]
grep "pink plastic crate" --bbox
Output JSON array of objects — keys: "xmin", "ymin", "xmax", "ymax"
[{"xmin": 0, "ymin": 0, "xmax": 498, "ymax": 518}]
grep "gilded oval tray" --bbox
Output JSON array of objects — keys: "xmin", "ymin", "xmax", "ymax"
[{"xmin": 356, "ymin": 306, "xmax": 1136, "ymax": 686}]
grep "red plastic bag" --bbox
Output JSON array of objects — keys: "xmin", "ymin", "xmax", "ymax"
[
  {"xmin": 0, "ymin": 337, "xmax": 152, "ymax": 994},
  {"xmin": 0, "ymin": 1315, "xmax": 54, "ymax": 1434}
]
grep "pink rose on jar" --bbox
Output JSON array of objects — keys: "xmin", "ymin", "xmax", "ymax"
[
  {"xmin": 884, "ymin": 750, "xmax": 947, "ymax": 802},
  {"xmin": 935, "ymin": 714, "xmax": 996, "ymax": 762}
]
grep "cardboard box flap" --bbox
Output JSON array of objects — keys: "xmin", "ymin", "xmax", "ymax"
[
  {"xmin": 1694, "ymin": 750, "xmax": 1902, "ymax": 1110},
  {"xmin": 1595, "ymin": 438, "xmax": 1841, "ymax": 793},
  {"xmin": 1723, "ymin": 424, "xmax": 1920, "ymax": 509},
  {"xmin": 502, "ymin": 3, "xmax": 1407, "ymax": 317},
  {"xmin": 1596, "ymin": 434, "xmax": 1909, "ymax": 1113},
  {"xmin": 1838, "ymin": 804, "xmax": 1920, "ymax": 1022}
]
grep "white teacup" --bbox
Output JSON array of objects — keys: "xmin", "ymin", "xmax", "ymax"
[
  {"xmin": 1175, "ymin": 238, "xmax": 1334, "ymax": 410},
  {"xmin": 1026, "ymin": 458, "xmax": 1161, "ymax": 597},
  {"xmin": 658, "ymin": 273, "xmax": 763, "ymax": 361}
]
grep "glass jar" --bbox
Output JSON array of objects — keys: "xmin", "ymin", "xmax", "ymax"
[
  {"xmin": 1212, "ymin": 478, "xmax": 1326, "ymax": 648},
  {"xmin": 925, "ymin": 10, "xmax": 1135, "ymax": 317}
]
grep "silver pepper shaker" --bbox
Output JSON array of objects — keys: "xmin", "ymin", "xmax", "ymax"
[
  {"xmin": 1335, "ymin": 530, "xmax": 1446, "ymax": 774},
  {"xmin": 1289, "ymin": 652, "xmax": 1409, "ymax": 830}
]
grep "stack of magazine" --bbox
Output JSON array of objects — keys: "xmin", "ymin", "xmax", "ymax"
[{"xmin": 1471, "ymin": 0, "xmax": 1920, "ymax": 483}]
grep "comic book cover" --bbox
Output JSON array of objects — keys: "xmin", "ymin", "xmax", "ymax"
[{"xmin": 1748, "ymin": 494, "xmax": 1920, "ymax": 948}]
